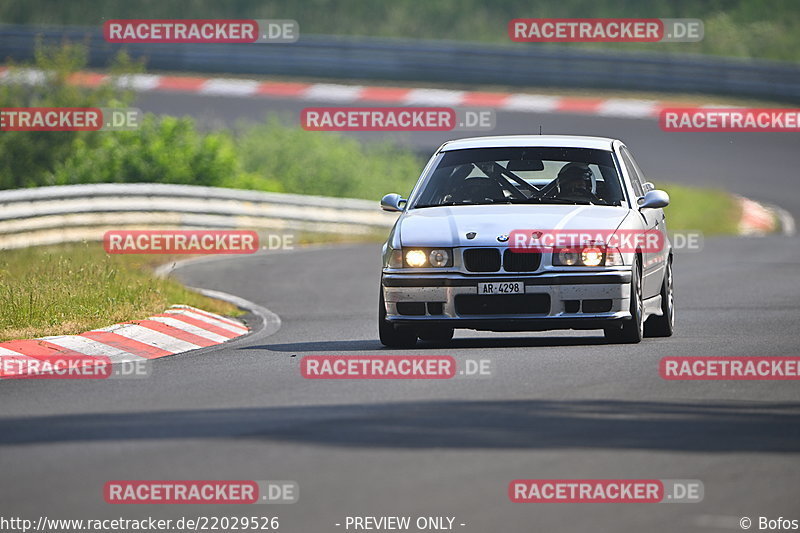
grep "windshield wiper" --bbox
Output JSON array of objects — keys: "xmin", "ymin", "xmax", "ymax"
[
  {"xmin": 414, "ymin": 202, "xmax": 453, "ymax": 209},
  {"xmin": 413, "ymin": 200, "xmax": 509, "ymax": 209},
  {"xmin": 511, "ymin": 197, "xmax": 592, "ymax": 205}
]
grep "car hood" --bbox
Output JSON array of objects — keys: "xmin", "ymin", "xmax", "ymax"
[{"xmin": 399, "ymin": 204, "xmax": 631, "ymax": 247}]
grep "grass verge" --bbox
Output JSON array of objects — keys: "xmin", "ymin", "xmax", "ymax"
[
  {"xmin": 660, "ymin": 183, "xmax": 741, "ymax": 235},
  {"xmin": 0, "ymin": 243, "xmax": 242, "ymax": 342},
  {"xmin": 0, "ymin": 230, "xmax": 387, "ymax": 343}
]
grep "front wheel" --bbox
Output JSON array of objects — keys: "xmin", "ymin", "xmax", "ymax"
[
  {"xmin": 644, "ymin": 257, "xmax": 674, "ymax": 337},
  {"xmin": 604, "ymin": 260, "xmax": 644, "ymax": 344},
  {"xmin": 378, "ymin": 289, "xmax": 418, "ymax": 348}
]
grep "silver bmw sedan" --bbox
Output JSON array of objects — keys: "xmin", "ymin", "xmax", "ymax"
[{"xmin": 379, "ymin": 135, "xmax": 674, "ymax": 346}]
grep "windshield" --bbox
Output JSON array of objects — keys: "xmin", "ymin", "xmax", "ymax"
[{"xmin": 410, "ymin": 147, "xmax": 625, "ymax": 208}]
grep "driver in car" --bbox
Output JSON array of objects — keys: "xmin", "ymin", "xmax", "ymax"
[{"xmin": 555, "ymin": 163, "xmax": 598, "ymax": 202}]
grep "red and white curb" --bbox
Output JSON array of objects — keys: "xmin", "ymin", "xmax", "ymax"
[
  {"xmin": 738, "ymin": 196, "xmax": 779, "ymax": 235},
  {"xmin": 0, "ymin": 66, "xmax": 708, "ymax": 120},
  {"xmin": 0, "ymin": 305, "xmax": 248, "ymax": 378}
]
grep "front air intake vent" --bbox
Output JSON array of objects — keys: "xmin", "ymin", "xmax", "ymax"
[
  {"xmin": 503, "ymin": 249, "xmax": 541, "ymax": 272},
  {"xmin": 463, "ymin": 248, "xmax": 501, "ymax": 272}
]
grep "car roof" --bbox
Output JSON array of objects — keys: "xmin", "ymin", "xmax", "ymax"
[{"xmin": 439, "ymin": 135, "xmax": 618, "ymax": 152}]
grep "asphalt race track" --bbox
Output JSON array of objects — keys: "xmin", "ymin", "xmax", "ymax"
[{"xmin": 1, "ymin": 90, "xmax": 799, "ymax": 532}]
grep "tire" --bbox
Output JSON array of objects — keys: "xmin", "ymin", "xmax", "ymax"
[
  {"xmin": 378, "ymin": 289, "xmax": 418, "ymax": 348},
  {"xmin": 644, "ymin": 257, "xmax": 674, "ymax": 337},
  {"xmin": 418, "ymin": 327, "xmax": 454, "ymax": 343},
  {"xmin": 604, "ymin": 260, "xmax": 644, "ymax": 344}
]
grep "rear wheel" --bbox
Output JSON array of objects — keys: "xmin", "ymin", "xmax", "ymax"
[
  {"xmin": 644, "ymin": 257, "xmax": 674, "ymax": 337},
  {"xmin": 604, "ymin": 260, "xmax": 644, "ymax": 344},
  {"xmin": 378, "ymin": 289, "xmax": 418, "ymax": 348}
]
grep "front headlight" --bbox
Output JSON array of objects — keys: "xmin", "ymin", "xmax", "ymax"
[
  {"xmin": 557, "ymin": 250, "xmax": 579, "ymax": 266},
  {"xmin": 428, "ymin": 249, "xmax": 450, "ymax": 267},
  {"xmin": 581, "ymin": 247, "xmax": 604, "ymax": 267},
  {"xmin": 554, "ymin": 246, "xmax": 616, "ymax": 267},
  {"xmin": 400, "ymin": 248, "xmax": 453, "ymax": 268},
  {"xmin": 405, "ymin": 249, "xmax": 428, "ymax": 267}
]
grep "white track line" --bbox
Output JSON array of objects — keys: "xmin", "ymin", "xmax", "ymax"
[
  {"xmin": 303, "ymin": 84, "xmax": 364, "ymax": 102},
  {"xmin": 404, "ymin": 88, "xmax": 465, "ymax": 106},
  {"xmin": 200, "ymin": 78, "xmax": 261, "ymax": 96},
  {"xmin": 502, "ymin": 94, "xmax": 559, "ymax": 113}
]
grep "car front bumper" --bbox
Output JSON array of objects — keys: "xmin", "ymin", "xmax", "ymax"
[{"xmin": 382, "ymin": 269, "xmax": 632, "ymax": 331}]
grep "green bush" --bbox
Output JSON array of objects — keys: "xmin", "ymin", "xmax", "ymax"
[
  {"xmin": 49, "ymin": 115, "xmax": 423, "ymax": 200},
  {"xmin": 0, "ymin": 43, "xmax": 424, "ymax": 200},
  {"xmin": 0, "ymin": 43, "xmax": 140, "ymax": 188},
  {"xmin": 52, "ymin": 115, "xmax": 240, "ymax": 187},
  {"xmin": 231, "ymin": 118, "xmax": 423, "ymax": 199}
]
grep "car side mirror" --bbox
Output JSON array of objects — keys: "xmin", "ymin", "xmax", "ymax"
[
  {"xmin": 380, "ymin": 193, "xmax": 406, "ymax": 212},
  {"xmin": 638, "ymin": 189, "xmax": 670, "ymax": 209}
]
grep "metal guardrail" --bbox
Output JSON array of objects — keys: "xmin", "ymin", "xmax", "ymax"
[
  {"xmin": 1, "ymin": 25, "xmax": 799, "ymax": 102},
  {"xmin": 0, "ymin": 183, "xmax": 397, "ymax": 249}
]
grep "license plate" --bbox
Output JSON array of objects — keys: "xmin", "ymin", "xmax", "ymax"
[{"xmin": 477, "ymin": 281, "xmax": 524, "ymax": 295}]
